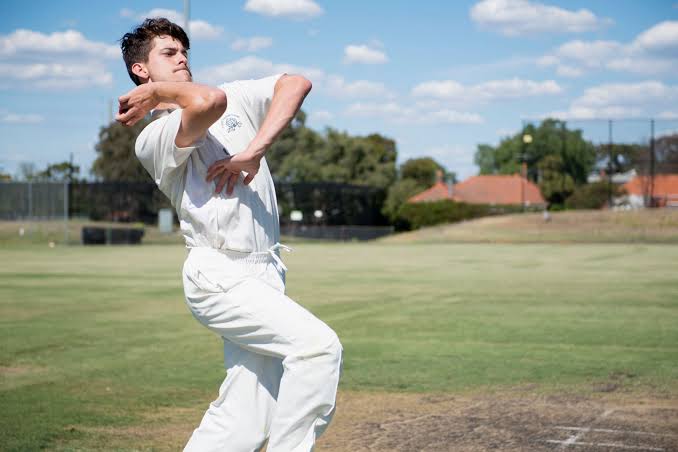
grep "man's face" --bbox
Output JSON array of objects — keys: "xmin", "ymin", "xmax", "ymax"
[{"xmin": 135, "ymin": 35, "xmax": 192, "ymax": 83}]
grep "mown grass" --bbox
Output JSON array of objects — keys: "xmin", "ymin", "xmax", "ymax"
[{"xmin": 1, "ymin": 242, "xmax": 677, "ymax": 450}]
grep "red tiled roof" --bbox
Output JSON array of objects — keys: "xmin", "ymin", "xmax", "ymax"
[
  {"xmin": 408, "ymin": 181, "xmax": 452, "ymax": 203},
  {"xmin": 408, "ymin": 174, "xmax": 546, "ymax": 205},
  {"xmin": 623, "ymin": 174, "xmax": 678, "ymax": 196}
]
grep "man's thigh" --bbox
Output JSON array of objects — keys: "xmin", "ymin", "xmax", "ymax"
[{"xmin": 183, "ymin": 269, "xmax": 339, "ymax": 361}]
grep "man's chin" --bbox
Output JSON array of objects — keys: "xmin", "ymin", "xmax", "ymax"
[{"xmin": 177, "ymin": 70, "xmax": 192, "ymax": 82}]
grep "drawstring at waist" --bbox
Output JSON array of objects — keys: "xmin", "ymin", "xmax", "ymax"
[
  {"xmin": 188, "ymin": 242, "xmax": 293, "ymax": 271},
  {"xmin": 267, "ymin": 243, "xmax": 292, "ymax": 271}
]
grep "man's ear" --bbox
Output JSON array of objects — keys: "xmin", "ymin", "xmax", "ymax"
[{"xmin": 131, "ymin": 62, "xmax": 150, "ymax": 83}]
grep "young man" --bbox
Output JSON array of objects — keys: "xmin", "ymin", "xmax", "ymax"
[{"xmin": 117, "ymin": 18, "xmax": 343, "ymax": 452}]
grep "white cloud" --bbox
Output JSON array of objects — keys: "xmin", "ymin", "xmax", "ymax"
[
  {"xmin": 196, "ymin": 56, "xmax": 392, "ymax": 102},
  {"xmin": 195, "ymin": 56, "xmax": 324, "ymax": 86},
  {"xmin": 326, "ymin": 76, "xmax": 393, "ymax": 98},
  {"xmin": 543, "ymin": 81, "xmax": 678, "ymax": 120},
  {"xmin": 0, "ymin": 29, "xmax": 116, "ymax": 90},
  {"xmin": 231, "ymin": 36, "xmax": 273, "ymax": 52},
  {"xmin": 0, "ymin": 111, "xmax": 44, "ymax": 124},
  {"xmin": 128, "ymin": 8, "xmax": 223, "ymax": 40},
  {"xmin": 631, "ymin": 20, "xmax": 678, "ymax": 55},
  {"xmin": 244, "ymin": 0, "xmax": 323, "ymax": 19},
  {"xmin": 470, "ymin": 0, "xmax": 610, "ymax": 36},
  {"xmin": 426, "ymin": 145, "xmax": 478, "ymax": 179},
  {"xmin": 343, "ymin": 44, "xmax": 388, "ymax": 64},
  {"xmin": 345, "ymin": 101, "xmax": 483, "ymax": 125},
  {"xmin": 496, "ymin": 127, "xmax": 516, "ymax": 137},
  {"xmin": 411, "ymin": 78, "xmax": 562, "ymax": 106},
  {"xmin": 539, "ymin": 21, "xmax": 678, "ymax": 76},
  {"xmin": 0, "ymin": 29, "xmax": 118, "ymax": 59},
  {"xmin": 0, "ymin": 62, "xmax": 113, "ymax": 89},
  {"xmin": 658, "ymin": 111, "xmax": 678, "ymax": 120},
  {"xmin": 309, "ymin": 110, "xmax": 334, "ymax": 122}
]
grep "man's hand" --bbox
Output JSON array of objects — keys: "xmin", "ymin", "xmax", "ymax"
[
  {"xmin": 206, "ymin": 150, "xmax": 262, "ymax": 195},
  {"xmin": 116, "ymin": 84, "xmax": 159, "ymax": 127}
]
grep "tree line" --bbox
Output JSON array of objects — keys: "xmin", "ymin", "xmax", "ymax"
[{"xmin": 9, "ymin": 113, "xmax": 677, "ymax": 223}]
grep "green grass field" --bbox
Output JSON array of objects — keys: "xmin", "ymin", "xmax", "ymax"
[{"xmin": 1, "ymin": 242, "xmax": 677, "ymax": 450}]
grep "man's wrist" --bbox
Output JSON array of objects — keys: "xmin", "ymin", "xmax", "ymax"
[{"xmin": 247, "ymin": 139, "xmax": 269, "ymax": 158}]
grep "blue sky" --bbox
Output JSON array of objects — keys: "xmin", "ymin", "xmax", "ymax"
[{"xmin": 1, "ymin": 0, "xmax": 677, "ymax": 180}]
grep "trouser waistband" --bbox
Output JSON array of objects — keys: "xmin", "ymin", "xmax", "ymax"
[{"xmin": 188, "ymin": 243, "xmax": 293, "ymax": 271}]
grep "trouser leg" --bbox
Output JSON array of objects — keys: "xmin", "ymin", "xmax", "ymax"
[
  {"xmin": 183, "ymin": 339, "xmax": 284, "ymax": 452},
  {"xmin": 182, "ymin": 250, "xmax": 343, "ymax": 452}
]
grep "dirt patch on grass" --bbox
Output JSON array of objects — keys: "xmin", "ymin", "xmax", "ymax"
[
  {"xmin": 55, "ymin": 387, "xmax": 678, "ymax": 451},
  {"xmin": 317, "ymin": 388, "xmax": 678, "ymax": 452}
]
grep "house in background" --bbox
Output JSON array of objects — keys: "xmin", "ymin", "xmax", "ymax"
[
  {"xmin": 622, "ymin": 174, "xmax": 678, "ymax": 208},
  {"xmin": 409, "ymin": 173, "xmax": 546, "ymax": 208}
]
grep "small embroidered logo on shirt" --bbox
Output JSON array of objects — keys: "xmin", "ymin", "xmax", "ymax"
[{"xmin": 222, "ymin": 114, "xmax": 242, "ymax": 133}]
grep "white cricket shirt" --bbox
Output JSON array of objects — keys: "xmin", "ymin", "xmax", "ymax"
[{"xmin": 135, "ymin": 74, "xmax": 283, "ymax": 253}]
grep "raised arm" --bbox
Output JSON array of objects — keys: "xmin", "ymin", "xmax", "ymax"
[
  {"xmin": 247, "ymin": 74, "xmax": 312, "ymax": 158},
  {"xmin": 116, "ymin": 82, "xmax": 227, "ymax": 147},
  {"xmin": 205, "ymin": 74, "xmax": 312, "ymax": 195}
]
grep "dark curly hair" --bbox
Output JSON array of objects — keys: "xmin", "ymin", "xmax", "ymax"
[{"xmin": 120, "ymin": 18, "xmax": 190, "ymax": 85}]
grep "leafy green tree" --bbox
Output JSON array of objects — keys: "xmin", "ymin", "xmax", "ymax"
[
  {"xmin": 37, "ymin": 161, "xmax": 80, "ymax": 182},
  {"xmin": 400, "ymin": 157, "xmax": 447, "ymax": 187},
  {"xmin": 538, "ymin": 154, "xmax": 575, "ymax": 206},
  {"xmin": 382, "ymin": 157, "xmax": 453, "ymax": 225},
  {"xmin": 382, "ymin": 178, "xmax": 422, "ymax": 223},
  {"xmin": 92, "ymin": 118, "xmax": 151, "ymax": 182},
  {"xmin": 267, "ymin": 110, "xmax": 398, "ymax": 188},
  {"xmin": 474, "ymin": 119, "xmax": 596, "ymax": 184}
]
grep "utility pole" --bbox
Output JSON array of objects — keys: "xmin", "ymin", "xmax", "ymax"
[
  {"xmin": 607, "ymin": 119, "xmax": 613, "ymax": 208},
  {"xmin": 184, "ymin": 0, "xmax": 191, "ymax": 43},
  {"xmin": 649, "ymin": 119, "xmax": 655, "ymax": 207}
]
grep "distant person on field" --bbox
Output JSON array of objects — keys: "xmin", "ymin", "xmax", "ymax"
[{"xmin": 117, "ymin": 18, "xmax": 343, "ymax": 452}]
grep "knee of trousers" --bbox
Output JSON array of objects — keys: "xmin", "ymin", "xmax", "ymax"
[{"xmin": 287, "ymin": 331, "xmax": 343, "ymax": 373}]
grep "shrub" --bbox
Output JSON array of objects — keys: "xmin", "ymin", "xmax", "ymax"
[
  {"xmin": 565, "ymin": 181, "xmax": 626, "ymax": 210},
  {"xmin": 396, "ymin": 200, "xmax": 490, "ymax": 230}
]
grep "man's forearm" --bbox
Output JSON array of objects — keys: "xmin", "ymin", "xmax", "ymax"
[
  {"xmin": 152, "ymin": 81, "xmax": 227, "ymax": 147},
  {"xmin": 248, "ymin": 75, "xmax": 312, "ymax": 157},
  {"xmin": 153, "ymin": 81, "xmax": 225, "ymax": 112}
]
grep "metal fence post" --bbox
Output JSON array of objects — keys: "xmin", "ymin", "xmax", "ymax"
[{"xmin": 64, "ymin": 181, "xmax": 69, "ymax": 245}]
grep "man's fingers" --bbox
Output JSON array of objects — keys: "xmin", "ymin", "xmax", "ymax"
[
  {"xmin": 206, "ymin": 162, "xmax": 226, "ymax": 181},
  {"xmin": 215, "ymin": 172, "xmax": 229, "ymax": 194},
  {"xmin": 206, "ymin": 157, "xmax": 232, "ymax": 181},
  {"xmin": 206, "ymin": 164, "xmax": 223, "ymax": 182},
  {"xmin": 226, "ymin": 172, "xmax": 238, "ymax": 195},
  {"xmin": 243, "ymin": 171, "xmax": 255, "ymax": 185},
  {"xmin": 117, "ymin": 106, "xmax": 138, "ymax": 123}
]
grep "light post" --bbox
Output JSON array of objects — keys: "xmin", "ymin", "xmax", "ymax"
[{"xmin": 521, "ymin": 133, "xmax": 532, "ymax": 211}]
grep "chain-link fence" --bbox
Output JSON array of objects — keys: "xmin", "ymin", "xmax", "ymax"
[{"xmin": 0, "ymin": 180, "xmax": 391, "ymax": 242}]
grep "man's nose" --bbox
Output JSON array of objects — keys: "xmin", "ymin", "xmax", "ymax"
[{"xmin": 177, "ymin": 53, "xmax": 188, "ymax": 66}]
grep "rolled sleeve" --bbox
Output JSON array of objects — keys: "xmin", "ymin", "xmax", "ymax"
[{"xmin": 135, "ymin": 109, "xmax": 199, "ymax": 193}]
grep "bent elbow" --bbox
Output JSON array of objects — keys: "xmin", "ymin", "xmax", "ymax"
[
  {"xmin": 299, "ymin": 77, "xmax": 312, "ymax": 95},
  {"xmin": 210, "ymin": 89, "xmax": 228, "ymax": 115}
]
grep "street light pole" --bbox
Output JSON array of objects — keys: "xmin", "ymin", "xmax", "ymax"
[
  {"xmin": 184, "ymin": 0, "xmax": 191, "ymax": 57},
  {"xmin": 522, "ymin": 132, "xmax": 533, "ymax": 212}
]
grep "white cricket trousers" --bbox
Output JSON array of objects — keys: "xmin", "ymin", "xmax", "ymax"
[{"xmin": 181, "ymin": 246, "xmax": 343, "ymax": 452}]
